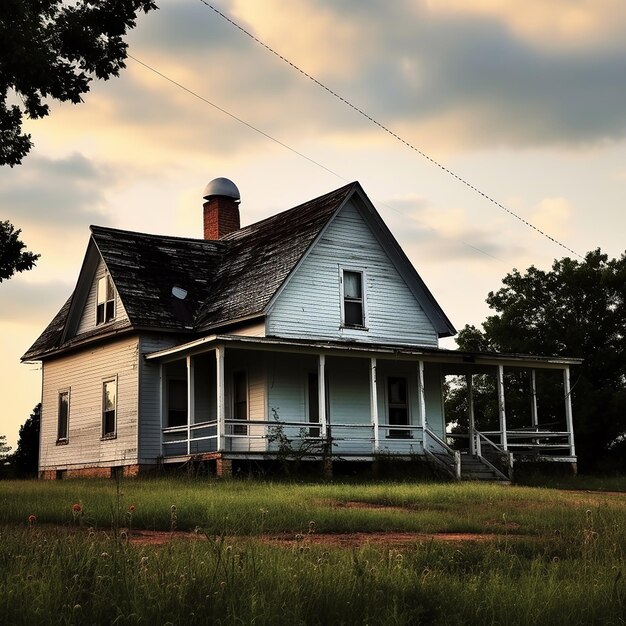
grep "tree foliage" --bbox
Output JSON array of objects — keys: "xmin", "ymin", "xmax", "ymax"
[
  {"xmin": 11, "ymin": 403, "xmax": 40, "ymax": 477},
  {"xmin": 447, "ymin": 249, "xmax": 626, "ymax": 471},
  {"xmin": 0, "ymin": 434, "xmax": 12, "ymax": 478},
  {"xmin": 0, "ymin": 0, "xmax": 157, "ymax": 166},
  {"xmin": 0, "ymin": 220, "xmax": 40, "ymax": 281}
]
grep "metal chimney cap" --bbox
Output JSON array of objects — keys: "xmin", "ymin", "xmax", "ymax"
[{"xmin": 203, "ymin": 177, "xmax": 240, "ymax": 202}]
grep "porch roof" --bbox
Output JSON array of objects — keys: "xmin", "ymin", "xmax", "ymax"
[{"xmin": 144, "ymin": 334, "xmax": 583, "ymax": 370}]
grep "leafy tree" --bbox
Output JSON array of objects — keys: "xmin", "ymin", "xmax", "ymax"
[
  {"xmin": 0, "ymin": 220, "xmax": 40, "ymax": 281},
  {"xmin": 0, "ymin": 434, "xmax": 12, "ymax": 478},
  {"xmin": 11, "ymin": 403, "xmax": 40, "ymax": 477},
  {"xmin": 447, "ymin": 249, "xmax": 626, "ymax": 471},
  {"xmin": 0, "ymin": 0, "xmax": 157, "ymax": 166}
]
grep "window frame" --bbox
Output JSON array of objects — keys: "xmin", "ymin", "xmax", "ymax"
[
  {"xmin": 96, "ymin": 274, "xmax": 116, "ymax": 326},
  {"xmin": 56, "ymin": 388, "xmax": 70, "ymax": 444},
  {"xmin": 101, "ymin": 376, "xmax": 118, "ymax": 439},
  {"xmin": 386, "ymin": 376, "xmax": 412, "ymax": 439},
  {"xmin": 232, "ymin": 370, "xmax": 249, "ymax": 436},
  {"xmin": 339, "ymin": 266, "xmax": 368, "ymax": 330}
]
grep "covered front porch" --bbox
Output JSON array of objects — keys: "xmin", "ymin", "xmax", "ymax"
[{"xmin": 145, "ymin": 335, "xmax": 579, "ymax": 479}]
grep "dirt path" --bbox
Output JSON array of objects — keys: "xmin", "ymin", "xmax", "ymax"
[{"xmin": 127, "ymin": 529, "xmax": 522, "ymax": 547}]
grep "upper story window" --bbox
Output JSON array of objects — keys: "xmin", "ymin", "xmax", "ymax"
[
  {"xmin": 341, "ymin": 269, "xmax": 366, "ymax": 328},
  {"xmin": 96, "ymin": 275, "xmax": 115, "ymax": 325}
]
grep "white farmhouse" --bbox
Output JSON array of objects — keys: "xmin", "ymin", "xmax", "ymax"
[{"xmin": 23, "ymin": 179, "xmax": 579, "ymax": 479}]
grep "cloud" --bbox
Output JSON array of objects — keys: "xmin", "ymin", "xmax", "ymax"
[
  {"xmin": 530, "ymin": 197, "xmax": 573, "ymax": 237},
  {"xmin": 20, "ymin": 0, "xmax": 626, "ymax": 167},
  {"xmin": 425, "ymin": 0, "xmax": 626, "ymax": 51},
  {"xmin": 0, "ymin": 153, "xmax": 119, "ymax": 227},
  {"xmin": 0, "ymin": 278, "xmax": 70, "ymax": 327},
  {"xmin": 382, "ymin": 193, "xmax": 524, "ymax": 263}
]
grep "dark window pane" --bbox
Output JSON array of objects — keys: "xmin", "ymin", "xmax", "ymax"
[
  {"xmin": 344, "ymin": 301, "xmax": 363, "ymax": 326},
  {"xmin": 168, "ymin": 379, "xmax": 187, "ymax": 427},
  {"xmin": 105, "ymin": 300, "xmax": 115, "ymax": 322},
  {"xmin": 388, "ymin": 377, "xmax": 410, "ymax": 439},
  {"xmin": 103, "ymin": 410, "xmax": 115, "ymax": 435},
  {"xmin": 96, "ymin": 303, "xmax": 105, "ymax": 325}
]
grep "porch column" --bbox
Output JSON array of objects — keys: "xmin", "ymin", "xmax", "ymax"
[
  {"xmin": 159, "ymin": 363, "xmax": 164, "ymax": 457},
  {"xmin": 216, "ymin": 345, "xmax": 225, "ymax": 452},
  {"xmin": 318, "ymin": 354, "xmax": 327, "ymax": 440},
  {"xmin": 186, "ymin": 356, "xmax": 195, "ymax": 455},
  {"xmin": 418, "ymin": 360, "xmax": 427, "ymax": 449},
  {"xmin": 370, "ymin": 357, "xmax": 379, "ymax": 452},
  {"xmin": 530, "ymin": 369, "xmax": 538, "ymax": 429},
  {"xmin": 563, "ymin": 366, "xmax": 576, "ymax": 457},
  {"xmin": 497, "ymin": 365, "xmax": 508, "ymax": 450},
  {"xmin": 466, "ymin": 374, "xmax": 475, "ymax": 455}
]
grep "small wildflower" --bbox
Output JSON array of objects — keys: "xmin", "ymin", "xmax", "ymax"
[
  {"xmin": 28, "ymin": 514, "xmax": 36, "ymax": 525},
  {"xmin": 171, "ymin": 505, "xmax": 177, "ymax": 512},
  {"xmin": 128, "ymin": 504, "xmax": 136, "ymax": 513},
  {"xmin": 101, "ymin": 552, "xmax": 110, "ymax": 558},
  {"xmin": 308, "ymin": 520, "xmax": 316, "ymax": 534},
  {"xmin": 72, "ymin": 503, "xmax": 82, "ymax": 513}
]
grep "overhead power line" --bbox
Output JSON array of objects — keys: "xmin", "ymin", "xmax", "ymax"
[
  {"xmin": 128, "ymin": 55, "xmax": 504, "ymax": 264},
  {"xmin": 197, "ymin": 0, "xmax": 582, "ymax": 259},
  {"xmin": 128, "ymin": 55, "xmax": 345, "ymax": 182}
]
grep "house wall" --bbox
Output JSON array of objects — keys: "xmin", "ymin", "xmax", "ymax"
[
  {"xmin": 267, "ymin": 199, "xmax": 439, "ymax": 347},
  {"xmin": 76, "ymin": 258, "xmax": 129, "ymax": 335},
  {"xmin": 138, "ymin": 335, "xmax": 179, "ymax": 462},
  {"xmin": 40, "ymin": 336, "xmax": 140, "ymax": 473}
]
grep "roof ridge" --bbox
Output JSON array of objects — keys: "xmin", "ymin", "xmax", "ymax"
[
  {"xmin": 221, "ymin": 181, "xmax": 358, "ymax": 241},
  {"xmin": 89, "ymin": 224, "xmax": 224, "ymax": 246}
]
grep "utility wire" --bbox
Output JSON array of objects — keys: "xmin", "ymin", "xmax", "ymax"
[
  {"xmin": 128, "ymin": 55, "xmax": 346, "ymax": 182},
  {"xmin": 127, "ymin": 55, "xmax": 505, "ymax": 264},
  {"xmin": 197, "ymin": 0, "xmax": 582, "ymax": 259}
]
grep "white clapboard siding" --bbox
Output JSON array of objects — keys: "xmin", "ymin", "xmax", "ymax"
[
  {"xmin": 40, "ymin": 336, "xmax": 140, "ymax": 471},
  {"xmin": 267, "ymin": 199, "xmax": 439, "ymax": 346},
  {"xmin": 424, "ymin": 363, "xmax": 445, "ymax": 439},
  {"xmin": 75, "ymin": 258, "xmax": 129, "ymax": 335},
  {"xmin": 138, "ymin": 335, "xmax": 179, "ymax": 462}
]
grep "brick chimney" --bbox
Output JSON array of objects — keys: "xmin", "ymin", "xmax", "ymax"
[{"xmin": 202, "ymin": 177, "xmax": 241, "ymax": 240}]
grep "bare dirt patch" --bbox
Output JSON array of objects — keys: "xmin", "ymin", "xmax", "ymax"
[{"xmin": 127, "ymin": 529, "xmax": 514, "ymax": 548}]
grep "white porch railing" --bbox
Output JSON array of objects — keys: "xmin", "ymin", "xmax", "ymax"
[{"xmin": 162, "ymin": 419, "xmax": 428, "ymax": 457}]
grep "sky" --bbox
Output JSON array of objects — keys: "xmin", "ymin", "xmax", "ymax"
[{"xmin": 2, "ymin": 0, "xmax": 626, "ymax": 448}]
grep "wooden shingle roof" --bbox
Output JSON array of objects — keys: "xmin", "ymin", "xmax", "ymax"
[{"xmin": 22, "ymin": 182, "xmax": 356, "ymax": 360}]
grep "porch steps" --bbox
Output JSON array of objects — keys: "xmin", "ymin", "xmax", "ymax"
[{"xmin": 460, "ymin": 453, "xmax": 510, "ymax": 483}]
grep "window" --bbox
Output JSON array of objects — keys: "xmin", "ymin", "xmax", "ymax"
[
  {"xmin": 57, "ymin": 390, "xmax": 70, "ymax": 442},
  {"xmin": 102, "ymin": 378, "xmax": 117, "ymax": 437},
  {"xmin": 307, "ymin": 373, "xmax": 320, "ymax": 437},
  {"xmin": 167, "ymin": 379, "xmax": 187, "ymax": 427},
  {"xmin": 388, "ymin": 377, "xmax": 410, "ymax": 438},
  {"xmin": 96, "ymin": 275, "xmax": 115, "ymax": 325},
  {"xmin": 342, "ymin": 269, "xmax": 365, "ymax": 328},
  {"xmin": 233, "ymin": 371, "xmax": 248, "ymax": 435}
]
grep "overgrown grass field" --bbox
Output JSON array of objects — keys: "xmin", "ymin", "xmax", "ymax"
[{"xmin": 1, "ymin": 478, "xmax": 625, "ymax": 624}]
